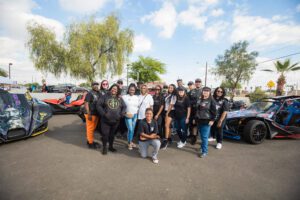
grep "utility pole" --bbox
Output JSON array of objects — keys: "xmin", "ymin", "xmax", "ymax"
[
  {"xmin": 8, "ymin": 63, "xmax": 12, "ymax": 79},
  {"xmin": 126, "ymin": 64, "xmax": 130, "ymax": 86},
  {"xmin": 205, "ymin": 62, "xmax": 208, "ymax": 87}
]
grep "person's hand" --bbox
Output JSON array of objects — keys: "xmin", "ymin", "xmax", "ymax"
[
  {"xmin": 185, "ymin": 118, "xmax": 189, "ymax": 124},
  {"xmin": 208, "ymin": 121, "xmax": 214, "ymax": 126},
  {"xmin": 156, "ymin": 135, "xmax": 160, "ymax": 139},
  {"xmin": 154, "ymin": 115, "xmax": 159, "ymax": 120},
  {"xmin": 217, "ymin": 121, "xmax": 222, "ymax": 128},
  {"xmin": 88, "ymin": 114, "xmax": 92, "ymax": 121}
]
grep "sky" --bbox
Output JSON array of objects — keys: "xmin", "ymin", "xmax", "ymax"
[{"xmin": 1, "ymin": 0, "xmax": 300, "ymax": 89}]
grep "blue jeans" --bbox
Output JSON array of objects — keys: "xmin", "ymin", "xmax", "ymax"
[
  {"xmin": 125, "ymin": 114, "xmax": 137, "ymax": 143},
  {"xmin": 175, "ymin": 117, "xmax": 187, "ymax": 143},
  {"xmin": 198, "ymin": 123, "xmax": 211, "ymax": 154},
  {"xmin": 139, "ymin": 139, "xmax": 161, "ymax": 160}
]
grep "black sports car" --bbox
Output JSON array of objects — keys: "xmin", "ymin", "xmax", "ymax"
[
  {"xmin": 0, "ymin": 89, "xmax": 52, "ymax": 143},
  {"xmin": 224, "ymin": 96, "xmax": 300, "ymax": 144}
]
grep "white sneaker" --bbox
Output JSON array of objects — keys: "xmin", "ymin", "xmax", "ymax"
[
  {"xmin": 216, "ymin": 143, "xmax": 222, "ymax": 149},
  {"xmin": 177, "ymin": 141, "xmax": 183, "ymax": 146},
  {"xmin": 152, "ymin": 159, "xmax": 159, "ymax": 164},
  {"xmin": 177, "ymin": 141, "xmax": 186, "ymax": 148},
  {"xmin": 208, "ymin": 137, "xmax": 216, "ymax": 142}
]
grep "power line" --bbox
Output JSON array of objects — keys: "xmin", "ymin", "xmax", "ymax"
[
  {"xmin": 257, "ymin": 52, "xmax": 300, "ymax": 64},
  {"xmin": 259, "ymin": 39, "xmax": 300, "ymax": 56}
]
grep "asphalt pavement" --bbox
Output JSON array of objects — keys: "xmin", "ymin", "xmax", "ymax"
[{"xmin": 0, "ymin": 115, "xmax": 300, "ymax": 200}]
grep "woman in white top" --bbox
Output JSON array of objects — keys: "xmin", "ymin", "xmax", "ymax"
[
  {"xmin": 122, "ymin": 85, "xmax": 139, "ymax": 150},
  {"xmin": 137, "ymin": 84, "xmax": 154, "ymax": 120},
  {"xmin": 160, "ymin": 84, "xmax": 177, "ymax": 150}
]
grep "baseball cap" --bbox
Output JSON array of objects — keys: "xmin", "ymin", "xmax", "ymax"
[
  {"xmin": 91, "ymin": 82, "xmax": 99, "ymax": 86},
  {"xmin": 195, "ymin": 78, "xmax": 202, "ymax": 83},
  {"xmin": 177, "ymin": 78, "xmax": 183, "ymax": 82},
  {"xmin": 177, "ymin": 86, "xmax": 185, "ymax": 91},
  {"xmin": 188, "ymin": 81, "xmax": 194, "ymax": 85},
  {"xmin": 202, "ymin": 86, "xmax": 211, "ymax": 91},
  {"xmin": 117, "ymin": 79, "xmax": 123, "ymax": 84}
]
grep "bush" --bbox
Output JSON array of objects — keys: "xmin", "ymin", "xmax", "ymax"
[{"xmin": 248, "ymin": 88, "xmax": 268, "ymax": 103}]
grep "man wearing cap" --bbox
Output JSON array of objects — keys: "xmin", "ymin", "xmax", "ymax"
[
  {"xmin": 188, "ymin": 78, "xmax": 202, "ymax": 145},
  {"xmin": 84, "ymin": 82, "xmax": 101, "ymax": 149},
  {"xmin": 117, "ymin": 79, "xmax": 127, "ymax": 96},
  {"xmin": 176, "ymin": 79, "xmax": 187, "ymax": 93},
  {"xmin": 187, "ymin": 81, "xmax": 194, "ymax": 92}
]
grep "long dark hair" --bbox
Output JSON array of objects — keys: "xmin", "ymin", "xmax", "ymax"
[
  {"xmin": 109, "ymin": 84, "xmax": 121, "ymax": 96},
  {"xmin": 168, "ymin": 84, "xmax": 177, "ymax": 96},
  {"xmin": 213, "ymin": 87, "xmax": 226, "ymax": 99},
  {"xmin": 127, "ymin": 84, "xmax": 137, "ymax": 94},
  {"xmin": 201, "ymin": 87, "xmax": 212, "ymax": 100}
]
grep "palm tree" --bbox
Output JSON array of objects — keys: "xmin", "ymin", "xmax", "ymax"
[
  {"xmin": 0, "ymin": 68, "xmax": 8, "ymax": 77},
  {"xmin": 262, "ymin": 59, "xmax": 300, "ymax": 96}
]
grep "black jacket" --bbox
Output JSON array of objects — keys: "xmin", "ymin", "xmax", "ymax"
[
  {"xmin": 195, "ymin": 97, "xmax": 217, "ymax": 123},
  {"xmin": 96, "ymin": 93, "xmax": 126, "ymax": 124},
  {"xmin": 188, "ymin": 88, "xmax": 202, "ymax": 109}
]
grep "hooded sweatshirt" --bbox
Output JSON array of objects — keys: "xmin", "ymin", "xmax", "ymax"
[{"xmin": 96, "ymin": 93, "xmax": 126, "ymax": 124}]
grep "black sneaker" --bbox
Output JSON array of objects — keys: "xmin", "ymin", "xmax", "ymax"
[
  {"xmin": 190, "ymin": 135, "xmax": 197, "ymax": 145},
  {"xmin": 102, "ymin": 147, "xmax": 107, "ymax": 155},
  {"xmin": 108, "ymin": 147, "xmax": 117, "ymax": 152},
  {"xmin": 87, "ymin": 141, "xmax": 97, "ymax": 149},
  {"xmin": 160, "ymin": 140, "xmax": 168, "ymax": 150}
]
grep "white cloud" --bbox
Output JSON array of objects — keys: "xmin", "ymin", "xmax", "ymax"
[
  {"xmin": 231, "ymin": 15, "xmax": 300, "ymax": 49},
  {"xmin": 188, "ymin": 0, "xmax": 219, "ymax": 6},
  {"xmin": 58, "ymin": 0, "xmax": 107, "ymax": 13},
  {"xmin": 114, "ymin": 0, "xmax": 123, "ymax": 9},
  {"xmin": 134, "ymin": 34, "xmax": 152, "ymax": 53},
  {"xmin": 178, "ymin": 6, "xmax": 207, "ymax": 30},
  {"xmin": 203, "ymin": 21, "xmax": 229, "ymax": 42},
  {"xmin": 0, "ymin": 0, "xmax": 67, "ymax": 84},
  {"xmin": 296, "ymin": 4, "xmax": 300, "ymax": 12},
  {"xmin": 271, "ymin": 15, "xmax": 289, "ymax": 22},
  {"xmin": 141, "ymin": 2, "xmax": 177, "ymax": 39},
  {"xmin": 211, "ymin": 8, "xmax": 224, "ymax": 17}
]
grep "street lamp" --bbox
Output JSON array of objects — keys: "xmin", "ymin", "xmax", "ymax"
[{"xmin": 8, "ymin": 63, "xmax": 12, "ymax": 79}]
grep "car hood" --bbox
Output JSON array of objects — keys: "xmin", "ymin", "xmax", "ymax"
[{"xmin": 227, "ymin": 109, "xmax": 273, "ymax": 119}]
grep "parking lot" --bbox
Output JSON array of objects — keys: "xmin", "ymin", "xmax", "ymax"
[{"xmin": 1, "ymin": 115, "xmax": 300, "ymax": 200}]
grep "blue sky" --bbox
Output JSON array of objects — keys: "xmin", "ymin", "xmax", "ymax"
[{"xmin": 1, "ymin": 0, "xmax": 300, "ymax": 89}]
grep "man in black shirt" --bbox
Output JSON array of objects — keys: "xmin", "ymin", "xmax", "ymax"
[
  {"xmin": 84, "ymin": 82, "xmax": 100, "ymax": 149},
  {"xmin": 188, "ymin": 78, "xmax": 202, "ymax": 145},
  {"xmin": 138, "ymin": 108, "xmax": 161, "ymax": 164},
  {"xmin": 152, "ymin": 85, "xmax": 165, "ymax": 137}
]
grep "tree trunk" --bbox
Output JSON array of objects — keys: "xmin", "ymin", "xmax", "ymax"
[{"xmin": 276, "ymin": 74, "xmax": 286, "ymax": 96}]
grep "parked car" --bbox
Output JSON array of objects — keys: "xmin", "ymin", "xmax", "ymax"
[
  {"xmin": 224, "ymin": 96, "xmax": 300, "ymax": 144},
  {"xmin": 0, "ymin": 89, "xmax": 52, "ymax": 143}
]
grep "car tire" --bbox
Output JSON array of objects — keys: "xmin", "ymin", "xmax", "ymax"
[{"xmin": 243, "ymin": 120, "xmax": 267, "ymax": 144}]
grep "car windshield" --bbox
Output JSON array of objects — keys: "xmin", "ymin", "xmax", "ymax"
[{"xmin": 247, "ymin": 101, "xmax": 280, "ymax": 113}]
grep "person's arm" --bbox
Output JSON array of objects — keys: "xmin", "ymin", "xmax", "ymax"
[
  {"xmin": 96, "ymin": 96, "xmax": 105, "ymax": 117},
  {"xmin": 186, "ymin": 97, "xmax": 191, "ymax": 123},
  {"xmin": 155, "ymin": 105, "xmax": 164, "ymax": 120},
  {"xmin": 209, "ymin": 99, "xmax": 217, "ymax": 126},
  {"xmin": 120, "ymin": 98, "xmax": 127, "ymax": 117},
  {"xmin": 149, "ymin": 94, "xmax": 154, "ymax": 109},
  {"xmin": 218, "ymin": 99, "xmax": 229, "ymax": 127}
]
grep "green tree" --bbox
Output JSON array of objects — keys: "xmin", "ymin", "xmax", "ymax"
[
  {"xmin": 214, "ymin": 41, "xmax": 258, "ymax": 100},
  {"xmin": 262, "ymin": 59, "xmax": 300, "ymax": 96},
  {"xmin": 0, "ymin": 68, "xmax": 8, "ymax": 77},
  {"xmin": 128, "ymin": 56, "xmax": 166, "ymax": 83},
  {"xmin": 248, "ymin": 87, "xmax": 268, "ymax": 103},
  {"xmin": 27, "ymin": 14, "xmax": 134, "ymax": 83},
  {"xmin": 79, "ymin": 82, "xmax": 90, "ymax": 88}
]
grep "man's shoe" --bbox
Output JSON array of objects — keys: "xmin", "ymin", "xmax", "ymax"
[
  {"xmin": 216, "ymin": 143, "xmax": 222, "ymax": 149},
  {"xmin": 102, "ymin": 147, "xmax": 107, "ymax": 155},
  {"xmin": 208, "ymin": 137, "xmax": 216, "ymax": 142},
  {"xmin": 108, "ymin": 147, "xmax": 117, "ymax": 152},
  {"xmin": 160, "ymin": 140, "xmax": 168, "ymax": 150},
  {"xmin": 87, "ymin": 141, "xmax": 97, "ymax": 149},
  {"xmin": 200, "ymin": 153, "xmax": 207, "ymax": 158},
  {"xmin": 152, "ymin": 159, "xmax": 159, "ymax": 164},
  {"xmin": 177, "ymin": 141, "xmax": 186, "ymax": 148},
  {"xmin": 190, "ymin": 136, "xmax": 196, "ymax": 145}
]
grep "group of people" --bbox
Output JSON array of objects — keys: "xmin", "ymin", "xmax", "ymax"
[{"xmin": 84, "ymin": 78, "xmax": 229, "ymax": 164}]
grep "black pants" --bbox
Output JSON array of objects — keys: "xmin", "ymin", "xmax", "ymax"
[
  {"xmin": 210, "ymin": 120, "xmax": 225, "ymax": 143},
  {"xmin": 155, "ymin": 115, "xmax": 164, "ymax": 138},
  {"xmin": 100, "ymin": 120, "xmax": 119, "ymax": 148}
]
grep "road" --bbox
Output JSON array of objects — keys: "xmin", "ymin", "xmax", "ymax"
[{"xmin": 0, "ymin": 115, "xmax": 299, "ymax": 200}]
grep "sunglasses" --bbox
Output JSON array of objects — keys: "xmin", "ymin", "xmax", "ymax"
[
  {"xmin": 102, "ymin": 83, "xmax": 108, "ymax": 86},
  {"xmin": 155, "ymin": 88, "xmax": 161, "ymax": 91},
  {"xmin": 217, "ymin": 90, "xmax": 223, "ymax": 93},
  {"xmin": 195, "ymin": 81, "xmax": 201, "ymax": 83}
]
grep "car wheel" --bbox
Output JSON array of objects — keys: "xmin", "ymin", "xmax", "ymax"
[{"xmin": 243, "ymin": 120, "xmax": 267, "ymax": 144}]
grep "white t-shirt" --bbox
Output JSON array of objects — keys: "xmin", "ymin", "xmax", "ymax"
[
  {"xmin": 164, "ymin": 94, "xmax": 177, "ymax": 111},
  {"xmin": 122, "ymin": 94, "xmax": 139, "ymax": 114},
  {"xmin": 137, "ymin": 94, "xmax": 154, "ymax": 120}
]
